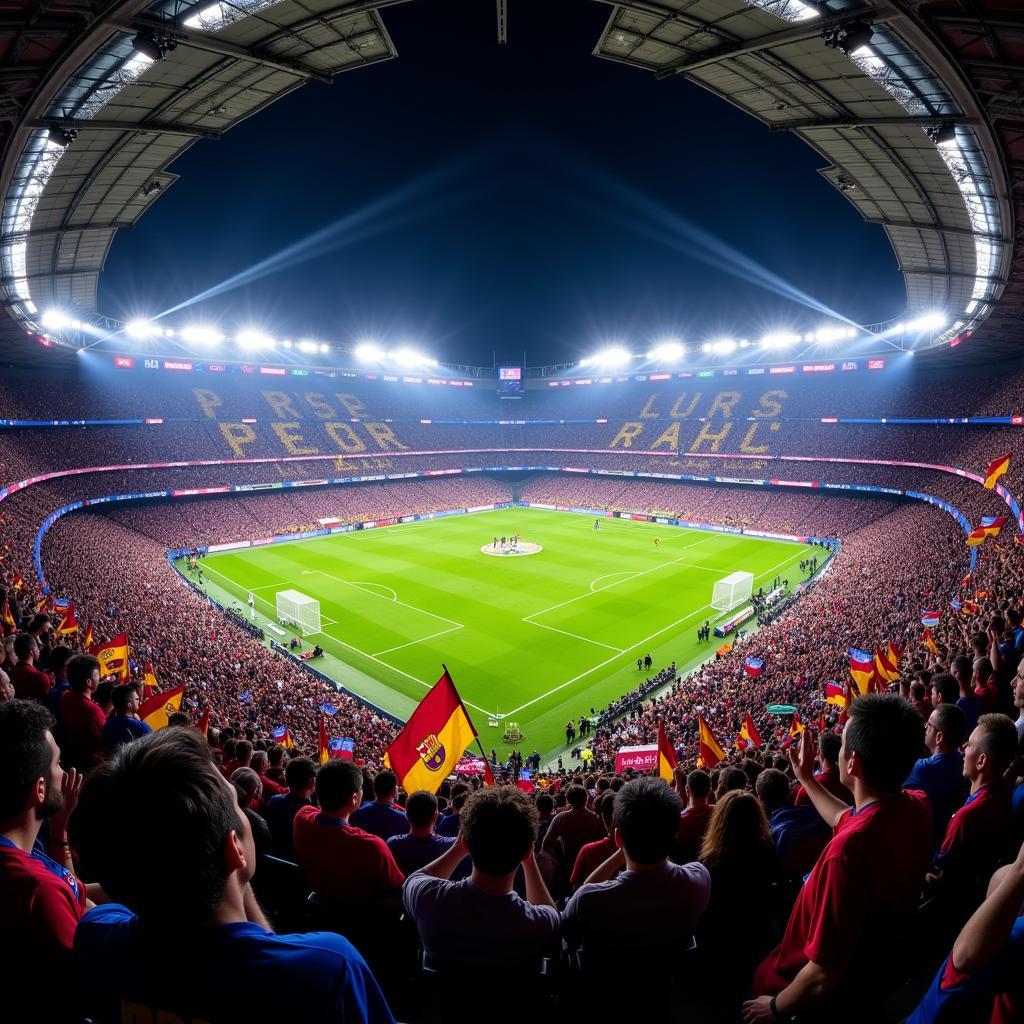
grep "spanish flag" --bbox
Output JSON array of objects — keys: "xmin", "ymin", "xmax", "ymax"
[
  {"xmin": 35, "ymin": 595, "xmax": 52, "ymax": 614},
  {"xmin": 790, "ymin": 713, "xmax": 806, "ymax": 738},
  {"xmin": 482, "ymin": 760, "xmax": 496, "ymax": 787},
  {"xmin": 384, "ymin": 669, "xmax": 478, "ymax": 795},
  {"xmin": 980, "ymin": 515, "xmax": 1008, "ymax": 537},
  {"xmin": 11, "ymin": 573, "xmax": 24, "ymax": 592},
  {"xmin": 657, "ymin": 719, "xmax": 676, "ymax": 783},
  {"xmin": 697, "ymin": 714, "xmax": 726, "ymax": 769},
  {"xmin": 318, "ymin": 715, "xmax": 330, "ymax": 766},
  {"xmin": 739, "ymin": 712, "xmax": 762, "ymax": 749},
  {"xmin": 826, "ymin": 681, "xmax": 848, "ymax": 707},
  {"xmin": 139, "ymin": 683, "xmax": 185, "ymax": 731},
  {"xmin": 56, "ymin": 602, "xmax": 79, "ymax": 636},
  {"xmin": 271, "ymin": 725, "xmax": 294, "ymax": 750},
  {"xmin": 923, "ymin": 628, "xmax": 939, "ymax": 654},
  {"xmin": 966, "ymin": 527, "xmax": 988, "ymax": 547},
  {"xmin": 84, "ymin": 624, "xmax": 96, "ymax": 654},
  {"xmin": 983, "ymin": 452, "xmax": 1011, "ymax": 490},
  {"xmin": 94, "ymin": 632, "xmax": 130, "ymax": 681},
  {"xmin": 2, "ymin": 600, "xmax": 15, "ymax": 629},
  {"xmin": 143, "ymin": 660, "xmax": 158, "ymax": 700}
]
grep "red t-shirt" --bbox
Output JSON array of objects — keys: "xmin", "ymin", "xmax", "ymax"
[
  {"xmin": 11, "ymin": 663, "xmax": 52, "ymax": 701},
  {"xmin": 673, "ymin": 805, "xmax": 713, "ymax": 864},
  {"xmin": 794, "ymin": 769, "xmax": 853, "ymax": 807},
  {"xmin": 936, "ymin": 784, "xmax": 1010, "ymax": 881},
  {"xmin": 0, "ymin": 838, "xmax": 87, "ymax": 1016},
  {"xmin": 293, "ymin": 806, "xmax": 404, "ymax": 905},
  {"xmin": 59, "ymin": 690, "xmax": 107, "ymax": 770},
  {"xmin": 754, "ymin": 790, "xmax": 931, "ymax": 999},
  {"xmin": 570, "ymin": 836, "xmax": 617, "ymax": 890}
]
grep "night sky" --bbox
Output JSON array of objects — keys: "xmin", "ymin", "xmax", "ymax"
[{"xmin": 99, "ymin": 0, "xmax": 905, "ymax": 366}]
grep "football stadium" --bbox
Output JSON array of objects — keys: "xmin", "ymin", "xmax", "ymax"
[{"xmin": 1, "ymin": 1, "xmax": 1024, "ymax": 1022}]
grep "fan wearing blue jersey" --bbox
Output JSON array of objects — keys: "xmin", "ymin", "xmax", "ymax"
[{"xmin": 71, "ymin": 728, "xmax": 395, "ymax": 1024}]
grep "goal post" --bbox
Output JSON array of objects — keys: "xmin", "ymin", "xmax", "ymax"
[
  {"xmin": 276, "ymin": 589, "xmax": 321, "ymax": 635},
  {"xmin": 712, "ymin": 571, "xmax": 754, "ymax": 613}
]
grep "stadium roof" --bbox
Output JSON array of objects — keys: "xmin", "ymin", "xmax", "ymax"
[{"xmin": 0, "ymin": 0, "xmax": 1020, "ymax": 362}]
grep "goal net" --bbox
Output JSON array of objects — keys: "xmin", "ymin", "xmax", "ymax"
[
  {"xmin": 276, "ymin": 589, "xmax": 321, "ymax": 635},
  {"xmin": 712, "ymin": 571, "xmax": 754, "ymax": 613}
]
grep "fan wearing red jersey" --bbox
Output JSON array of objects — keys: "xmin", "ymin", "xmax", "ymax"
[{"xmin": 743, "ymin": 694, "xmax": 932, "ymax": 1023}]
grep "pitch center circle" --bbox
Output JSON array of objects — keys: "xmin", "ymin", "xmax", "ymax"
[{"xmin": 480, "ymin": 542, "xmax": 543, "ymax": 557}]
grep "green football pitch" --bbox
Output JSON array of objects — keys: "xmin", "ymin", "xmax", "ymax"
[{"xmin": 191, "ymin": 507, "xmax": 815, "ymax": 757}]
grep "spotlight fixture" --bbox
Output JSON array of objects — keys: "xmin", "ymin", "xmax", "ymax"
[
  {"xmin": 836, "ymin": 174, "xmax": 857, "ymax": 193},
  {"xmin": 929, "ymin": 123, "xmax": 957, "ymax": 147},
  {"xmin": 826, "ymin": 19, "xmax": 873, "ymax": 55},
  {"xmin": 141, "ymin": 181, "xmax": 163, "ymax": 198},
  {"xmin": 131, "ymin": 32, "xmax": 175, "ymax": 61},
  {"xmin": 47, "ymin": 126, "xmax": 77, "ymax": 148}
]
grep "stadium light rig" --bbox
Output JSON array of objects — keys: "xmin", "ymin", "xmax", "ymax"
[
  {"xmin": 647, "ymin": 340, "xmax": 686, "ymax": 362},
  {"xmin": 354, "ymin": 341, "xmax": 385, "ymax": 362},
  {"xmin": 180, "ymin": 325, "xmax": 223, "ymax": 346},
  {"xmin": 582, "ymin": 346, "xmax": 633, "ymax": 369},
  {"xmin": 235, "ymin": 329, "xmax": 275, "ymax": 351},
  {"xmin": 760, "ymin": 331, "xmax": 801, "ymax": 350},
  {"xmin": 390, "ymin": 347, "xmax": 435, "ymax": 367},
  {"xmin": 125, "ymin": 319, "xmax": 158, "ymax": 339}
]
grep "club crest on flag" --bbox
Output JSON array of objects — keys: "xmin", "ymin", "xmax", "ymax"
[{"xmin": 416, "ymin": 733, "xmax": 447, "ymax": 771}]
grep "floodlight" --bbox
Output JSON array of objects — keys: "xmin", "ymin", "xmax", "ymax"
[
  {"xmin": 41, "ymin": 309, "xmax": 73, "ymax": 330},
  {"xmin": 47, "ymin": 126, "xmax": 77, "ymax": 148},
  {"xmin": 391, "ymin": 347, "xmax": 428, "ymax": 366},
  {"xmin": 647, "ymin": 340, "xmax": 685, "ymax": 362},
  {"xmin": 297, "ymin": 341, "xmax": 317, "ymax": 354},
  {"xmin": 931, "ymin": 123, "xmax": 957, "ymax": 147},
  {"xmin": 236, "ymin": 329, "xmax": 274, "ymax": 350},
  {"xmin": 739, "ymin": 339, "xmax": 750, "ymax": 349},
  {"xmin": 814, "ymin": 326, "xmax": 847, "ymax": 344},
  {"xmin": 355, "ymin": 342, "xmax": 384, "ymax": 362},
  {"xmin": 701, "ymin": 342, "xmax": 712, "ymax": 354},
  {"xmin": 281, "ymin": 340, "xmax": 293, "ymax": 349},
  {"xmin": 834, "ymin": 20, "xmax": 873, "ymax": 55},
  {"xmin": 180, "ymin": 325, "xmax": 222, "ymax": 345},
  {"xmin": 591, "ymin": 347, "xmax": 632, "ymax": 368},
  {"xmin": 126, "ymin": 319, "xmax": 155, "ymax": 339},
  {"xmin": 710, "ymin": 339, "xmax": 737, "ymax": 355},
  {"xmin": 760, "ymin": 332, "xmax": 800, "ymax": 350},
  {"xmin": 907, "ymin": 311, "xmax": 947, "ymax": 332},
  {"xmin": 132, "ymin": 32, "xmax": 168, "ymax": 61},
  {"xmin": 319, "ymin": 344, "xmax": 329, "ymax": 353}
]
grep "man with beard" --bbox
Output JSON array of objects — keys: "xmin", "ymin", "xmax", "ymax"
[{"xmin": 0, "ymin": 699, "xmax": 87, "ymax": 1021}]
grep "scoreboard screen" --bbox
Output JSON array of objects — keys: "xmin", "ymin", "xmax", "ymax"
[{"xmin": 497, "ymin": 366, "xmax": 523, "ymax": 397}]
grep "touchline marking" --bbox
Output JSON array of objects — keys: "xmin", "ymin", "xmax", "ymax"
[
  {"xmin": 303, "ymin": 570, "xmax": 463, "ymax": 629},
  {"xmin": 371, "ymin": 624, "xmax": 464, "ymax": 657},
  {"xmin": 504, "ymin": 544, "xmax": 814, "ymax": 718},
  {"xmin": 522, "ymin": 619, "xmax": 625, "ymax": 653},
  {"xmin": 524, "ymin": 534, "xmax": 717, "ymax": 622},
  {"xmin": 201, "ymin": 565, "xmax": 338, "ymax": 627}
]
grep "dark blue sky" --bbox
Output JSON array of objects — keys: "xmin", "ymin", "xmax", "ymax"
[{"xmin": 100, "ymin": 0, "xmax": 904, "ymax": 366}]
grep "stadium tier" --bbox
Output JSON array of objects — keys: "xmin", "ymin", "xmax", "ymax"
[{"xmin": 3, "ymin": 357, "xmax": 1024, "ymax": 1023}]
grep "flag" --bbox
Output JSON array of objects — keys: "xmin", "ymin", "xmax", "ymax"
[
  {"xmin": 874, "ymin": 645, "xmax": 900, "ymax": 683},
  {"xmin": 980, "ymin": 515, "xmax": 1008, "ymax": 537},
  {"xmin": 789, "ymin": 713, "xmax": 805, "ymax": 738},
  {"xmin": 482, "ymin": 760, "xmax": 496, "ymax": 788},
  {"xmin": 960, "ymin": 571, "xmax": 972, "ymax": 588},
  {"xmin": 139, "ymin": 683, "xmax": 185, "ymax": 731},
  {"xmin": 55, "ymin": 601, "xmax": 79, "ymax": 635},
  {"xmin": 51, "ymin": 597, "xmax": 69, "ymax": 611},
  {"xmin": 962, "ymin": 600, "xmax": 980, "ymax": 616},
  {"xmin": 320, "ymin": 702, "xmax": 338, "ymax": 716},
  {"xmin": 966, "ymin": 527, "xmax": 988, "ymax": 547},
  {"xmin": 384, "ymin": 669, "xmax": 478, "ymax": 795},
  {"xmin": 848, "ymin": 647, "xmax": 875, "ymax": 695},
  {"xmin": 740, "ymin": 712, "xmax": 762, "ymax": 749},
  {"xmin": 11, "ymin": 573, "xmax": 24, "ymax": 592},
  {"xmin": 716, "ymin": 641, "xmax": 733, "ymax": 657},
  {"xmin": 825, "ymin": 681, "xmax": 847, "ymax": 707},
  {"xmin": 84, "ymin": 624, "xmax": 96, "ymax": 654},
  {"xmin": 329, "ymin": 737, "xmax": 355, "ymax": 760},
  {"xmin": 195, "ymin": 709, "xmax": 210, "ymax": 738},
  {"xmin": 1016, "ymin": 535, "xmax": 1024, "ymax": 548},
  {"xmin": 983, "ymin": 452, "xmax": 1011, "ymax": 489},
  {"xmin": 516, "ymin": 767, "xmax": 535, "ymax": 794},
  {"xmin": 949, "ymin": 598, "xmax": 962, "ymax": 612},
  {"xmin": 271, "ymin": 725, "xmax": 294, "ymax": 750},
  {"xmin": 94, "ymin": 632, "xmax": 130, "ymax": 681},
  {"xmin": 743, "ymin": 656, "xmax": 765, "ymax": 677},
  {"xmin": 920, "ymin": 611, "xmax": 940, "ymax": 628},
  {"xmin": 35, "ymin": 595, "xmax": 52, "ymax": 614},
  {"xmin": 818, "ymin": 714, "xmax": 827, "ymax": 732},
  {"xmin": 697, "ymin": 714, "xmax": 726, "ymax": 769},
  {"xmin": 657, "ymin": 719, "xmax": 676, "ymax": 782},
  {"xmin": 2, "ymin": 600, "xmax": 15, "ymax": 629},
  {"xmin": 239, "ymin": 689, "xmax": 253, "ymax": 705},
  {"xmin": 143, "ymin": 660, "xmax": 158, "ymax": 700},
  {"xmin": 923, "ymin": 628, "xmax": 939, "ymax": 654},
  {"xmin": 318, "ymin": 716, "xmax": 330, "ymax": 765}
]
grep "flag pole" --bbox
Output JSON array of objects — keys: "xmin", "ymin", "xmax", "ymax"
[{"xmin": 442, "ymin": 662, "xmax": 495, "ymax": 772}]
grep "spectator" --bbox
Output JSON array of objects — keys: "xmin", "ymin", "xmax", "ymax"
[
  {"xmin": 745, "ymin": 694, "xmax": 931, "ymax": 1021},
  {"xmin": 436, "ymin": 784, "xmax": 469, "ymax": 837},
  {"xmin": 10, "ymin": 632, "xmax": 51, "ymax": 701},
  {"xmin": 569, "ymin": 791, "xmax": 618, "ymax": 890},
  {"xmin": 293, "ymin": 760, "xmax": 404, "ymax": 907},
  {"xmin": 43, "ymin": 644, "xmax": 73, "ymax": 719},
  {"xmin": 100, "ymin": 683, "xmax": 152, "ymax": 753},
  {"xmin": 756, "ymin": 767, "xmax": 828, "ymax": 879},
  {"xmin": 58, "ymin": 654, "xmax": 105, "ymax": 773},
  {"xmin": 403, "ymin": 786, "xmax": 559, "ymax": 965},
  {"xmin": 932, "ymin": 672, "xmax": 960, "ymax": 707},
  {"xmin": 952, "ymin": 655, "xmax": 983, "ymax": 735},
  {"xmin": 0, "ymin": 700, "xmax": 86, "ymax": 1022},
  {"xmin": 351, "ymin": 769, "xmax": 410, "ymax": 841},
  {"xmin": 540, "ymin": 783, "xmax": 605, "ymax": 884},
  {"xmin": 1013, "ymin": 657, "xmax": 1024, "ymax": 742},
  {"xmin": 929, "ymin": 714, "xmax": 1017, "ymax": 898},
  {"xmin": 71, "ymin": 728, "xmax": 395, "ymax": 1023},
  {"xmin": 231, "ymin": 766, "xmax": 272, "ymax": 855},
  {"xmin": 905, "ymin": 702, "xmax": 968, "ymax": 849},
  {"xmin": 386, "ymin": 790, "xmax": 456, "ymax": 876},
  {"xmin": 910, "ymin": 678, "xmax": 933, "ymax": 720},
  {"xmin": 0, "ymin": 665, "xmax": 14, "ymax": 703},
  {"xmin": 672, "ymin": 767, "xmax": 714, "ymax": 865},
  {"xmin": 251, "ymin": 749, "xmax": 286, "ymax": 805},
  {"xmin": 562, "ymin": 778, "xmax": 710, "ymax": 970},
  {"xmin": 263, "ymin": 756, "xmax": 316, "ymax": 859},
  {"xmin": 534, "ymin": 791, "xmax": 554, "ymax": 849},
  {"xmin": 794, "ymin": 731, "xmax": 853, "ymax": 806}
]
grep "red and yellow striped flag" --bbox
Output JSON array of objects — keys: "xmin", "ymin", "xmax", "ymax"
[
  {"xmin": 318, "ymin": 715, "xmax": 330, "ymax": 766},
  {"xmin": 983, "ymin": 452, "xmax": 1011, "ymax": 489},
  {"xmin": 94, "ymin": 632, "xmax": 130, "ymax": 681},
  {"xmin": 139, "ymin": 684, "xmax": 185, "ymax": 731},
  {"xmin": 657, "ymin": 719, "xmax": 676, "ymax": 783},
  {"xmin": 697, "ymin": 714, "xmax": 726, "ymax": 769}
]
